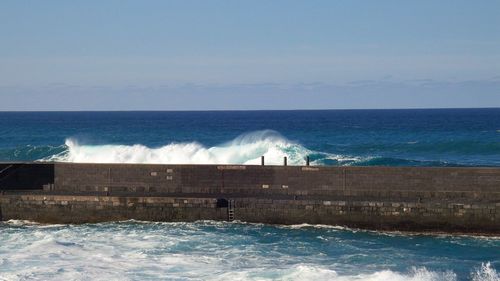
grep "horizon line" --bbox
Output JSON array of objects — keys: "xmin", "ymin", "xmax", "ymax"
[{"xmin": 0, "ymin": 107, "xmax": 499, "ymax": 113}]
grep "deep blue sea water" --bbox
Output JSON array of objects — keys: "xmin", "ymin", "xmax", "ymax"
[
  {"xmin": 0, "ymin": 109, "xmax": 499, "ymax": 280},
  {"xmin": 1, "ymin": 108, "xmax": 499, "ymax": 166}
]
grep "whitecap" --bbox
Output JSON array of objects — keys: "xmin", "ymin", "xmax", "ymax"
[{"xmin": 40, "ymin": 130, "xmax": 362, "ymax": 166}]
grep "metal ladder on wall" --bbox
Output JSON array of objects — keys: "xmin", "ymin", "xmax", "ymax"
[{"xmin": 228, "ymin": 199, "xmax": 235, "ymax": 221}]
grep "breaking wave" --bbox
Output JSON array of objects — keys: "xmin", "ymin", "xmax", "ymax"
[
  {"xmin": 41, "ymin": 130, "xmax": 362, "ymax": 165},
  {"xmin": 0, "ymin": 130, "xmax": 490, "ymax": 166}
]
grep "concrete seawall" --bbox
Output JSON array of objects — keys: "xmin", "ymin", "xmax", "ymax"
[{"xmin": 1, "ymin": 163, "xmax": 499, "ymax": 234}]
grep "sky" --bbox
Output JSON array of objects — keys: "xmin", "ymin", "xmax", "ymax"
[{"xmin": 0, "ymin": 0, "xmax": 499, "ymax": 110}]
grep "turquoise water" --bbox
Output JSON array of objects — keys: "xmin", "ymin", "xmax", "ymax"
[
  {"xmin": 0, "ymin": 221, "xmax": 498, "ymax": 281},
  {"xmin": 0, "ymin": 109, "xmax": 499, "ymax": 280}
]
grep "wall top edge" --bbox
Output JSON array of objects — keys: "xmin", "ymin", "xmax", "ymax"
[{"xmin": 1, "ymin": 162, "xmax": 498, "ymax": 171}]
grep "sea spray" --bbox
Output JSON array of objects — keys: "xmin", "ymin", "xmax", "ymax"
[{"xmin": 42, "ymin": 130, "xmax": 361, "ymax": 165}]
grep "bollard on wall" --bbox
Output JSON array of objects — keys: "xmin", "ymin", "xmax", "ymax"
[
  {"xmin": 261, "ymin": 156, "xmax": 265, "ymax": 166},
  {"xmin": 284, "ymin": 156, "xmax": 287, "ymax": 166},
  {"xmin": 306, "ymin": 156, "xmax": 310, "ymax": 166}
]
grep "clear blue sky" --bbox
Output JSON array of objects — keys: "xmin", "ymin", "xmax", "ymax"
[{"xmin": 1, "ymin": 0, "xmax": 499, "ymax": 110}]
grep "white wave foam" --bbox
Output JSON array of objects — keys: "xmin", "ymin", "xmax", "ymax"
[
  {"xmin": 42, "ymin": 130, "xmax": 358, "ymax": 165},
  {"xmin": 472, "ymin": 262, "xmax": 499, "ymax": 281},
  {"xmin": 344, "ymin": 267, "xmax": 457, "ymax": 281},
  {"xmin": 0, "ymin": 221, "xmax": 498, "ymax": 281},
  {"xmin": 215, "ymin": 265, "xmax": 461, "ymax": 281},
  {"xmin": 280, "ymin": 223, "xmax": 350, "ymax": 230},
  {"xmin": 210, "ymin": 264, "xmax": 499, "ymax": 281},
  {"xmin": 1, "ymin": 220, "xmax": 41, "ymax": 226}
]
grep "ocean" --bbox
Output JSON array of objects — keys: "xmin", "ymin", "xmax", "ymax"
[
  {"xmin": 1, "ymin": 109, "xmax": 499, "ymax": 166},
  {"xmin": 0, "ymin": 109, "xmax": 499, "ymax": 280}
]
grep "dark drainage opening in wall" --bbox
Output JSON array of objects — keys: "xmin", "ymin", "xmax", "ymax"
[{"xmin": 216, "ymin": 198, "xmax": 228, "ymax": 208}]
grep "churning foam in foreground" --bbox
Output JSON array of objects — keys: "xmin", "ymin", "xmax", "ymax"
[
  {"xmin": 0, "ymin": 220, "xmax": 498, "ymax": 281},
  {"xmin": 43, "ymin": 130, "xmax": 360, "ymax": 165}
]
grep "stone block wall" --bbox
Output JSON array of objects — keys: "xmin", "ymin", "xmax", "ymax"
[
  {"xmin": 233, "ymin": 198, "xmax": 500, "ymax": 233},
  {"xmin": 0, "ymin": 194, "xmax": 226, "ymax": 224},
  {"xmin": 0, "ymin": 163, "xmax": 499, "ymax": 234},
  {"xmin": 53, "ymin": 164, "xmax": 500, "ymax": 202},
  {"xmin": 1, "ymin": 193, "xmax": 498, "ymax": 233}
]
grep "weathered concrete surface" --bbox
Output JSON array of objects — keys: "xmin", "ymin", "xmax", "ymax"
[{"xmin": 1, "ymin": 163, "xmax": 499, "ymax": 234}]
